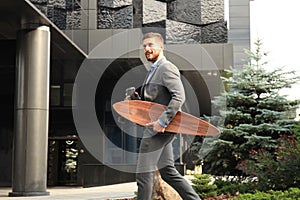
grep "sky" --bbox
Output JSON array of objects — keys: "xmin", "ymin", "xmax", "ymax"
[{"xmin": 250, "ymin": 0, "xmax": 300, "ymax": 101}]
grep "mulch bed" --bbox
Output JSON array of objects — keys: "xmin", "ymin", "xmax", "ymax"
[
  {"xmin": 111, "ymin": 195, "xmax": 237, "ymax": 200},
  {"xmin": 110, "ymin": 198, "xmax": 135, "ymax": 200},
  {"xmin": 204, "ymin": 194, "xmax": 237, "ymax": 199}
]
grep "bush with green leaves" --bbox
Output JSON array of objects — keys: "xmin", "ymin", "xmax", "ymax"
[
  {"xmin": 191, "ymin": 174, "xmax": 217, "ymax": 199},
  {"xmin": 238, "ymin": 135, "xmax": 300, "ymax": 191},
  {"xmin": 214, "ymin": 179, "xmax": 256, "ymax": 196},
  {"xmin": 235, "ymin": 187, "xmax": 300, "ymax": 200}
]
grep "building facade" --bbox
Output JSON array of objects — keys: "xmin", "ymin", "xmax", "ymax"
[
  {"xmin": 228, "ymin": 0, "xmax": 252, "ymax": 68},
  {"xmin": 0, "ymin": 0, "xmax": 245, "ymax": 196}
]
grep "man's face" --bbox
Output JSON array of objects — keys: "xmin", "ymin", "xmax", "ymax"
[{"xmin": 143, "ymin": 37, "xmax": 163, "ymax": 63}]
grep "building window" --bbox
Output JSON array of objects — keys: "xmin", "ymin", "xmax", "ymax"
[
  {"xmin": 63, "ymin": 83, "xmax": 76, "ymax": 106},
  {"xmin": 51, "ymin": 85, "xmax": 61, "ymax": 106}
]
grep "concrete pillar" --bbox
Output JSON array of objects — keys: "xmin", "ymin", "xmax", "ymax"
[{"xmin": 9, "ymin": 25, "xmax": 50, "ymax": 197}]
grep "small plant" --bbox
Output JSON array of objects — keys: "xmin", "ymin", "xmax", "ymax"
[{"xmin": 191, "ymin": 174, "xmax": 217, "ymax": 199}]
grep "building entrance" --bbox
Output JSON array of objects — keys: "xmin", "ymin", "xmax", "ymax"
[{"xmin": 48, "ymin": 136, "xmax": 79, "ymax": 186}]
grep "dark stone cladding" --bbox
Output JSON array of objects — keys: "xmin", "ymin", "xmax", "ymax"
[
  {"xmin": 165, "ymin": 19, "xmax": 202, "ymax": 44},
  {"xmin": 29, "ymin": 0, "xmax": 48, "ymax": 16},
  {"xmin": 132, "ymin": 0, "xmax": 142, "ymax": 28},
  {"xmin": 167, "ymin": 0, "xmax": 202, "ymax": 25},
  {"xmin": 143, "ymin": 0, "xmax": 227, "ymax": 44},
  {"xmin": 200, "ymin": 21, "xmax": 228, "ymax": 44},
  {"xmin": 156, "ymin": 0, "xmax": 176, "ymax": 2},
  {"xmin": 47, "ymin": 6, "xmax": 67, "ymax": 30},
  {"xmin": 29, "ymin": 0, "xmax": 81, "ymax": 30},
  {"xmin": 99, "ymin": 0, "xmax": 132, "ymax": 8},
  {"xmin": 29, "ymin": 0, "xmax": 48, "ymax": 3},
  {"xmin": 29, "ymin": 0, "xmax": 227, "ymax": 43},
  {"xmin": 97, "ymin": 5, "xmax": 133, "ymax": 29},
  {"xmin": 142, "ymin": 21, "xmax": 167, "ymax": 39},
  {"xmin": 143, "ymin": 20, "xmax": 227, "ymax": 44},
  {"xmin": 66, "ymin": 10, "xmax": 81, "ymax": 30}
]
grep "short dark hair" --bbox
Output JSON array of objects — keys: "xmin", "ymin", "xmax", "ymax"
[{"xmin": 142, "ymin": 32, "xmax": 164, "ymax": 46}]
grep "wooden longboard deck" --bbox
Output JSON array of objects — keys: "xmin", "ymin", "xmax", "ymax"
[{"xmin": 113, "ymin": 100, "xmax": 220, "ymax": 136}]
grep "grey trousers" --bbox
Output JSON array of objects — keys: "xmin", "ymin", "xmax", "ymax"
[{"xmin": 136, "ymin": 129, "xmax": 201, "ymax": 200}]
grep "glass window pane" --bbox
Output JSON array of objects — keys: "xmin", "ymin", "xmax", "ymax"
[
  {"xmin": 63, "ymin": 83, "xmax": 75, "ymax": 106},
  {"xmin": 51, "ymin": 85, "xmax": 61, "ymax": 106}
]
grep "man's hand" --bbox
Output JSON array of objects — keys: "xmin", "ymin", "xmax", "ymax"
[
  {"xmin": 125, "ymin": 91, "xmax": 140, "ymax": 100},
  {"xmin": 146, "ymin": 121, "xmax": 166, "ymax": 133}
]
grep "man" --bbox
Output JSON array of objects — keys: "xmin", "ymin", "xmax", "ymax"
[{"xmin": 128, "ymin": 32, "xmax": 201, "ymax": 200}]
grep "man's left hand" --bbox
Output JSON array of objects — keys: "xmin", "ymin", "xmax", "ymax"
[{"xmin": 145, "ymin": 121, "xmax": 165, "ymax": 133}]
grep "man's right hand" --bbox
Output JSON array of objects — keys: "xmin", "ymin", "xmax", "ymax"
[{"xmin": 125, "ymin": 91, "xmax": 140, "ymax": 100}]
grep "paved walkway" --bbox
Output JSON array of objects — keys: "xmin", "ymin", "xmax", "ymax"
[
  {"xmin": 0, "ymin": 176, "xmax": 195, "ymax": 199},
  {"xmin": 0, "ymin": 182, "xmax": 137, "ymax": 200}
]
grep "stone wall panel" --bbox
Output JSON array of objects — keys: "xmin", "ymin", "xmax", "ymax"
[
  {"xmin": 30, "ymin": 0, "xmax": 227, "ymax": 43},
  {"xmin": 167, "ymin": 0, "xmax": 201, "ymax": 25},
  {"xmin": 30, "ymin": 0, "xmax": 82, "ymax": 30},
  {"xmin": 99, "ymin": 0, "xmax": 132, "ymax": 8},
  {"xmin": 30, "ymin": 0, "xmax": 48, "ymax": 3},
  {"xmin": 201, "ymin": 0, "xmax": 224, "ymax": 24},
  {"xmin": 201, "ymin": 21, "xmax": 227, "ymax": 43},
  {"xmin": 66, "ymin": 0, "xmax": 81, "ymax": 11},
  {"xmin": 98, "ymin": 6, "xmax": 133, "ymax": 29},
  {"xmin": 98, "ymin": 7, "xmax": 114, "ymax": 29},
  {"xmin": 156, "ymin": 0, "xmax": 176, "ymax": 2},
  {"xmin": 143, "ymin": 0, "xmax": 166, "ymax": 24},
  {"xmin": 132, "ymin": 0, "xmax": 143, "ymax": 28},
  {"xmin": 48, "ymin": 0, "xmax": 66, "ymax": 9},
  {"xmin": 33, "ymin": 4, "xmax": 48, "ymax": 15},
  {"xmin": 51, "ymin": 7, "xmax": 67, "ymax": 29},
  {"xmin": 66, "ymin": 10, "xmax": 81, "ymax": 29},
  {"xmin": 143, "ymin": 21, "xmax": 166, "ymax": 38},
  {"xmin": 166, "ymin": 20, "xmax": 201, "ymax": 44},
  {"xmin": 113, "ymin": 6, "xmax": 133, "ymax": 28}
]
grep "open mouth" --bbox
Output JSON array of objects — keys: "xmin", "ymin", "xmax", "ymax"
[{"xmin": 145, "ymin": 52, "xmax": 152, "ymax": 57}]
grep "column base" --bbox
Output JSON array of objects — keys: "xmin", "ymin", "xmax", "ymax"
[{"xmin": 9, "ymin": 191, "xmax": 50, "ymax": 197}]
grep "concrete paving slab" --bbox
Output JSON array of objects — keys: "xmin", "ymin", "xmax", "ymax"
[{"xmin": 0, "ymin": 182, "xmax": 137, "ymax": 200}]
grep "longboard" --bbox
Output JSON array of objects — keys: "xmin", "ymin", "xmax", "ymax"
[{"xmin": 113, "ymin": 100, "xmax": 220, "ymax": 136}]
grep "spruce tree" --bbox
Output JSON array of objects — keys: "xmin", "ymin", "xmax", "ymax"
[{"xmin": 198, "ymin": 39, "xmax": 300, "ymax": 176}]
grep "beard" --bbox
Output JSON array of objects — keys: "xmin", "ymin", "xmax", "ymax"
[{"xmin": 145, "ymin": 52, "xmax": 159, "ymax": 62}]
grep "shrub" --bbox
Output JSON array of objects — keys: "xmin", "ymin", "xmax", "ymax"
[
  {"xmin": 235, "ymin": 187, "xmax": 300, "ymax": 200},
  {"xmin": 191, "ymin": 174, "xmax": 217, "ymax": 199},
  {"xmin": 214, "ymin": 179, "xmax": 256, "ymax": 196},
  {"xmin": 238, "ymin": 135, "xmax": 300, "ymax": 191}
]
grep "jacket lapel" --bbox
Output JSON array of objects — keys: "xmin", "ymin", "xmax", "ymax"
[
  {"xmin": 140, "ymin": 57, "xmax": 166, "ymax": 99},
  {"xmin": 146, "ymin": 57, "xmax": 166, "ymax": 83}
]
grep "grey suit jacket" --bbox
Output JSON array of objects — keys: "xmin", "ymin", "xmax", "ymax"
[{"xmin": 140, "ymin": 56, "xmax": 185, "ymax": 127}]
